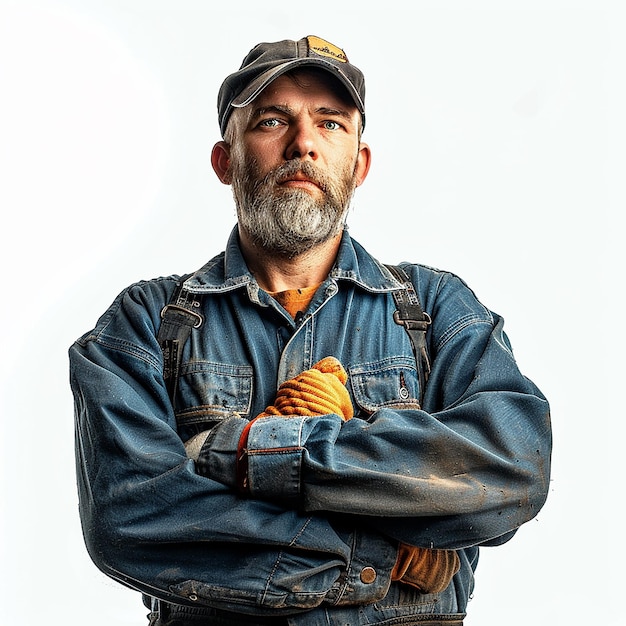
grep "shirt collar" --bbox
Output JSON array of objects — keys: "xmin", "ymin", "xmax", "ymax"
[{"xmin": 183, "ymin": 226, "xmax": 402, "ymax": 294}]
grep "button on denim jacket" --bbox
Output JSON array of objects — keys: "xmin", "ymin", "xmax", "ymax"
[{"xmin": 69, "ymin": 228, "xmax": 551, "ymax": 625}]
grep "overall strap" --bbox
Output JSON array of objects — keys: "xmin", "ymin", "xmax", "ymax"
[
  {"xmin": 385, "ymin": 264, "xmax": 432, "ymax": 406},
  {"xmin": 157, "ymin": 275, "xmax": 204, "ymax": 407}
]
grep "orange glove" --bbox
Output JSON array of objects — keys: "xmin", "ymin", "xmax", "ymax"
[
  {"xmin": 259, "ymin": 357, "xmax": 353, "ymax": 421},
  {"xmin": 391, "ymin": 544, "xmax": 460, "ymax": 594}
]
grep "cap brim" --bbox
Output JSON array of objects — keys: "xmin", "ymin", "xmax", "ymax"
[{"xmin": 231, "ymin": 58, "xmax": 365, "ymax": 114}]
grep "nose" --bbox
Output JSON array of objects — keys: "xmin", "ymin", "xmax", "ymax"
[{"xmin": 284, "ymin": 122, "xmax": 318, "ymax": 161}]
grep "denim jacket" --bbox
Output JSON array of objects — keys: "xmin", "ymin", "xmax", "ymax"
[{"xmin": 69, "ymin": 228, "xmax": 551, "ymax": 625}]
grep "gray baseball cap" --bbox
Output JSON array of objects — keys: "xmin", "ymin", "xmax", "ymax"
[{"xmin": 217, "ymin": 35, "xmax": 366, "ymax": 137}]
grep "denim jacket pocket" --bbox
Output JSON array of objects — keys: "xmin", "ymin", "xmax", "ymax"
[
  {"xmin": 174, "ymin": 361, "xmax": 253, "ymax": 439},
  {"xmin": 349, "ymin": 357, "xmax": 421, "ymax": 417},
  {"xmin": 368, "ymin": 580, "xmax": 462, "ymax": 621}
]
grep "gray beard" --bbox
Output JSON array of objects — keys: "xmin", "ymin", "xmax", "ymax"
[{"xmin": 231, "ymin": 158, "xmax": 357, "ymax": 258}]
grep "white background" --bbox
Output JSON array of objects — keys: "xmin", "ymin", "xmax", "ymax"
[{"xmin": 1, "ymin": 1, "xmax": 622, "ymax": 624}]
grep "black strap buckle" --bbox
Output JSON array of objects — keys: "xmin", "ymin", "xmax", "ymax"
[{"xmin": 160, "ymin": 303, "xmax": 204, "ymax": 328}]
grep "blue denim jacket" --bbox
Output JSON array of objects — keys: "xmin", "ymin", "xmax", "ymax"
[{"xmin": 69, "ymin": 228, "xmax": 551, "ymax": 624}]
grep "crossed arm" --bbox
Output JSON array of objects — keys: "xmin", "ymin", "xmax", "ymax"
[{"xmin": 69, "ymin": 280, "xmax": 551, "ymax": 610}]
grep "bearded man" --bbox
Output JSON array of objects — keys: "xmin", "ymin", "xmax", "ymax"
[{"xmin": 69, "ymin": 35, "xmax": 552, "ymax": 626}]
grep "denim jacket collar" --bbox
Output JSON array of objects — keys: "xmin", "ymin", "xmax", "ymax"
[{"xmin": 184, "ymin": 226, "xmax": 402, "ymax": 295}]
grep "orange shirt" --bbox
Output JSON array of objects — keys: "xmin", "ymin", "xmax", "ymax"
[{"xmin": 269, "ymin": 284, "xmax": 320, "ymax": 319}]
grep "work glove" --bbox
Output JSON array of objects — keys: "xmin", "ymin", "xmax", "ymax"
[
  {"xmin": 391, "ymin": 543, "xmax": 460, "ymax": 594},
  {"xmin": 233, "ymin": 357, "xmax": 353, "ymax": 493},
  {"xmin": 186, "ymin": 357, "xmax": 352, "ymax": 466},
  {"xmin": 258, "ymin": 356, "xmax": 353, "ymax": 421}
]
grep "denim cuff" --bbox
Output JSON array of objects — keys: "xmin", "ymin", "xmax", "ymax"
[
  {"xmin": 198, "ymin": 415, "xmax": 247, "ymax": 488},
  {"xmin": 246, "ymin": 416, "xmax": 307, "ymax": 500}
]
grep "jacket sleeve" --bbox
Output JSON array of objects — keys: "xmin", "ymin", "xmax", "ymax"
[
  {"xmin": 69, "ymin": 279, "xmax": 396, "ymax": 613},
  {"xmin": 204, "ymin": 270, "xmax": 552, "ymax": 551}
]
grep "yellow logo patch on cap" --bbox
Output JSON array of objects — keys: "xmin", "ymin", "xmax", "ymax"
[{"xmin": 307, "ymin": 35, "xmax": 348, "ymax": 63}]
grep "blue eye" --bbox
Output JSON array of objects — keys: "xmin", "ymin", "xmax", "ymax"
[
  {"xmin": 260, "ymin": 118, "xmax": 281, "ymax": 128},
  {"xmin": 323, "ymin": 121, "xmax": 341, "ymax": 131}
]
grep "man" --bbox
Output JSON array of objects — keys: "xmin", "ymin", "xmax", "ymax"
[{"xmin": 69, "ymin": 36, "xmax": 552, "ymax": 626}]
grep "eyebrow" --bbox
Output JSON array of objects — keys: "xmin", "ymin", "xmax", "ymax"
[{"xmin": 252, "ymin": 104, "xmax": 354, "ymax": 122}]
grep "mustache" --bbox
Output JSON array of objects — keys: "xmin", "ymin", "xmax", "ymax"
[{"xmin": 264, "ymin": 160, "xmax": 329, "ymax": 193}]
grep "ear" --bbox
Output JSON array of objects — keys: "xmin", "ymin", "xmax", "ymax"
[
  {"xmin": 211, "ymin": 141, "xmax": 232, "ymax": 184},
  {"xmin": 354, "ymin": 142, "xmax": 371, "ymax": 187}
]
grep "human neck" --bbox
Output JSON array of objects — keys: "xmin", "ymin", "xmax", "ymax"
[{"xmin": 238, "ymin": 228, "xmax": 341, "ymax": 292}]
